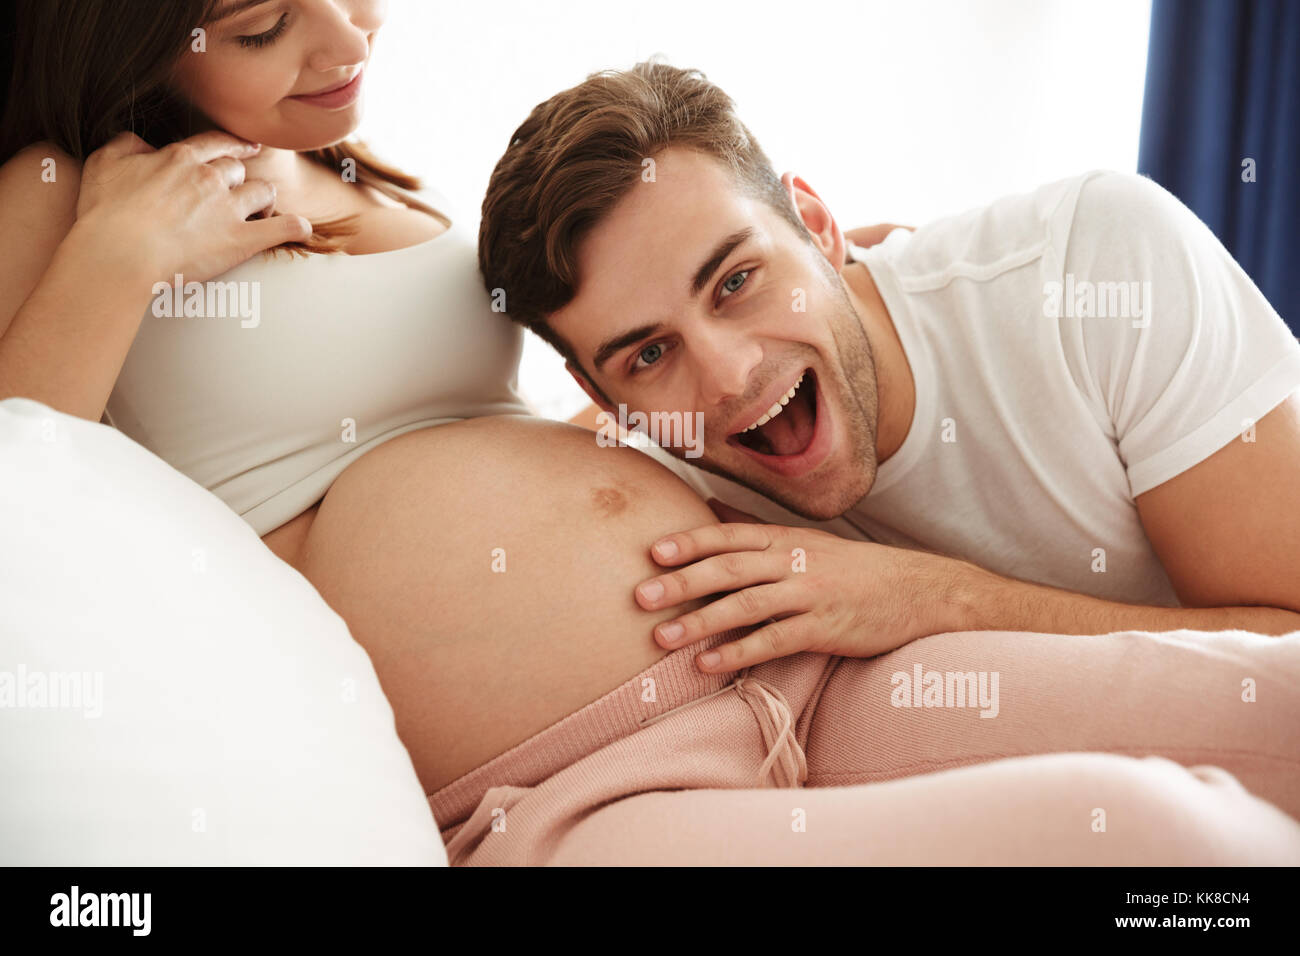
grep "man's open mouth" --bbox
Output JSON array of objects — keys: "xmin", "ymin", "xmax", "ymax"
[{"xmin": 727, "ymin": 368, "xmax": 819, "ymax": 459}]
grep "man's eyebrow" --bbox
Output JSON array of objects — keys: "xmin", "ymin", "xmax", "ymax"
[
  {"xmin": 209, "ymin": 0, "xmax": 272, "ymax": 22},
  {"xmin": 690, "ymin": 227, "xmax": 753, "ymax": 296},
  {"xmin": 593, "ymin": 323, "xmax": 664, "ymax": 373},
  {"xmin": 591, "ymin": 228, "xmax": 753, "ymax": 373}
]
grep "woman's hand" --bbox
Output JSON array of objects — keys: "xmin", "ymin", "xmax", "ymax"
[
  {"xmin": 844, "ymin": 222, "xmax": 913, "ymax": 248},
  {"xmin": 73, "ymin": 131, "xmax": 312, "ymax": 284}
]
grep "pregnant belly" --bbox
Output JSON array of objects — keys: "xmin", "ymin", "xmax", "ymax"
[{"xmin": 281, "ymin": 415, "xmax": 716, "ymax": 793}]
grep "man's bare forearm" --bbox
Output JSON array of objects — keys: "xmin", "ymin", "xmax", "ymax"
[{"xmin": 932, "ymin": 557, "xmax": 1300, "ymax": 637}]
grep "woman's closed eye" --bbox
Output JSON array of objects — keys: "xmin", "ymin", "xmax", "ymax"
[{"xmin": 238, "ymin": 11, "xmax": 290, "ymax": 48}]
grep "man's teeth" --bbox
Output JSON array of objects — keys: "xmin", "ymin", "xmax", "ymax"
[{"xmin": 741, "ymin": 373, "xmax": 806, "ymax": 433}]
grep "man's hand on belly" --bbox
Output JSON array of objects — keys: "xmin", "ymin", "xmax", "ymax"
[
  {"xmin": 633, "ymin": 500, "xmax": 956, "ymax": 671},
  {"xmin": 637, "ymin": 496, "xmax": 1300, "ymax": 674}
]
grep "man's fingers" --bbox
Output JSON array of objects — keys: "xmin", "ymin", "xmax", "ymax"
[
  {"xmin": 636, "ymin": 548, "xmax": 785, "ymax": 610},
  {"xmin": 654, "ymin": 582, "xmax": 804, "ymax": 649},
  {"xmin": 651, "ymin": 521, "xmax": 775, "ymax": 567},
  {"xmin": 695, "ymin": 614, "xmax": 814, "ymax": 672}
]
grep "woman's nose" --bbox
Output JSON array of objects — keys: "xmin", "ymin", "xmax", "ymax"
[{"xmin": 307, "ymin": 1, "xmax": 378, "ymax": 73}]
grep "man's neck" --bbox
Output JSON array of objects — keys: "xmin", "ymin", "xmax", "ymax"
[{"xmin": 841, "ymin": 248, "xmax": 916, "ymax": 466}]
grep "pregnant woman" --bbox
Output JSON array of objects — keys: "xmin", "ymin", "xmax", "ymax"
[{"xmin": 3, "ymin": 0, "xmax": 1298, "ymax": 865}]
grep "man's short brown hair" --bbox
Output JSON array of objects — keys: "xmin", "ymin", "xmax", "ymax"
[{"xmin": 478, "ymin": 60, "xmax": 807, "ymax": 376}]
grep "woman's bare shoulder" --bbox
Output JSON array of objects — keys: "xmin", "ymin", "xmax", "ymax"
[
  {"xmin": 0, "ymin": 143, "xmax": 84, "ymax": 335},
  {"xmin": 1, "ymin": 140, "xmax": 81, "ymax": 209},
  {"xmin": 0, "ymin": 141, "xmax": 82, "ymax": 229}
]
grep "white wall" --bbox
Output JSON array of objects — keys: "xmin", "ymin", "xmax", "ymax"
[{"xmin": 360, "ymin": 0, "xmax": 1152, "ymax": 419}]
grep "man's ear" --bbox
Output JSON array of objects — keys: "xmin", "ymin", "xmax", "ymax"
[
  {"xmin": 566, "ymin": 361, "xmax": 616, "ymax": 414},
  {"xmin": 781, "ymin": 171, "xmax": 848, "ymax": 272}
]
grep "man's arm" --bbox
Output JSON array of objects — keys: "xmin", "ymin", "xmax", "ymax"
[
  {"xmin": 1137, "ymin": 392, "xmax": 1300, "ymax": 615},
  {"xmin": 941, "ymin": 391, "xmax": 1300, "ymax": 636},
  {"xmin": 635, "ymin": 392, "xmax": 1300, "ymax": 671},
  {"xmin": 949, "ymin": 567, "xmax": 1300, "ymax": 636},
  {"xmin": 948, "ymin": 564, "xmax": 1300, "ymax": 637},
  {"xmin": 636, "ymin": 508, "xmax": 1300, "ymax": 673}
]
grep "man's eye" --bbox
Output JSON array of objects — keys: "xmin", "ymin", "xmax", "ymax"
[
  {"xmin": 238, "ymin": 12, "xmax": 289, "ymax": 48},
  {"xmin": 720, "ymin": 269, "xmax": 750, "ymax": 299},
  {"xmin": 631, "ymin": 342, "xmax": 667, "ymax": 373}
]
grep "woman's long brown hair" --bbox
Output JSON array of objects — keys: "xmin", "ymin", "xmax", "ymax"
[{"xmin": 0, "ymin": 0, "xmax": 422, "ymax": 255}]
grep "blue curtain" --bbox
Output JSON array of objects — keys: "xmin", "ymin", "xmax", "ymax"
[{"xmin": 1137, "ymin": 0, "xmax": 1300, "ymax": 336}]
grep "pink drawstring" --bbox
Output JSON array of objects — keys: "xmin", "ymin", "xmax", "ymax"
[
  {"xmin": 732, "ymin": 669, "xmax": 808, "ymax": 789},
  {"xmin": 639, "ymin": 666, "xmax": 807, "ymax": 788}
]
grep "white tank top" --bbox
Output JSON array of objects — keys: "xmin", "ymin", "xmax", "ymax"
[{"xmin": 104, "ymin": 183, "xmax": 529, "ymax": 536}]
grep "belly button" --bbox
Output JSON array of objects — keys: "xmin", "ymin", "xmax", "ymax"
[{"xmin": 590, "ymin": 486, "xmax": 628, "ymax": 516}]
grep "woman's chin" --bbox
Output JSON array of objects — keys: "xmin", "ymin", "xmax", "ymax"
[{"xmin": 237, "ymin": 113, "xmax": 365, "ymax": 153}]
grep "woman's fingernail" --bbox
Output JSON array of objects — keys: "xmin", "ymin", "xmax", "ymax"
[
  {"xmin": 638, "ymin": 580, "xmax": 665, "ymax": 603},
  {"xmin": 658, "ymin": 622, "xmax": 684, "ymax": 643},
  {"xmin": 699, "ymin": 651, "xmax": 720, "ymax": 669},
  {"xmin": 654, "ymin": 539, "xmax": 678, "ymax": 559}
]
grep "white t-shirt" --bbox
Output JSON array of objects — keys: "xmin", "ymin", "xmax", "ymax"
[{"xmin": 653, "ymin": 170, "xmax": 1300, "ymax": 607}]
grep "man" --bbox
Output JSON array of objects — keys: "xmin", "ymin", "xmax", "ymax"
[{"xmin": 478, "ymin": 61, "xmax": 1300, "ymax": 672}]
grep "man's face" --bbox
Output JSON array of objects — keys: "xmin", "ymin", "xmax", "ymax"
[{"xmin": 549, "ymin": 147, "xmax": 881, "ymax": 520}]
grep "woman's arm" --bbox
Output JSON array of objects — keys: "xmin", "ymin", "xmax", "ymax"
[
  {"xmin": 0, "ymin": 144, "xmax": 80, "ymax": 340},
  {"xmin": 0, "ymin": 220, "xmax": 160, "ymax": 421},
  {"xmin": 0, "ymin": 132, "xmax": 311, "ymax": 421},
  {"xmin": 844, "ymin": 222, "xmax": 913, "ymax": 247}
]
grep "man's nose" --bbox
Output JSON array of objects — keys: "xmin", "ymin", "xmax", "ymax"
[{"xmin": 691, "ymin": 327, "xmax": 762, "ymax": 406}]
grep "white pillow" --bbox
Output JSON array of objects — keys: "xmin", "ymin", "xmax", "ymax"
[{"xmin": 0, "ymin": 398, "xmax": 448, "ymax": 865}]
